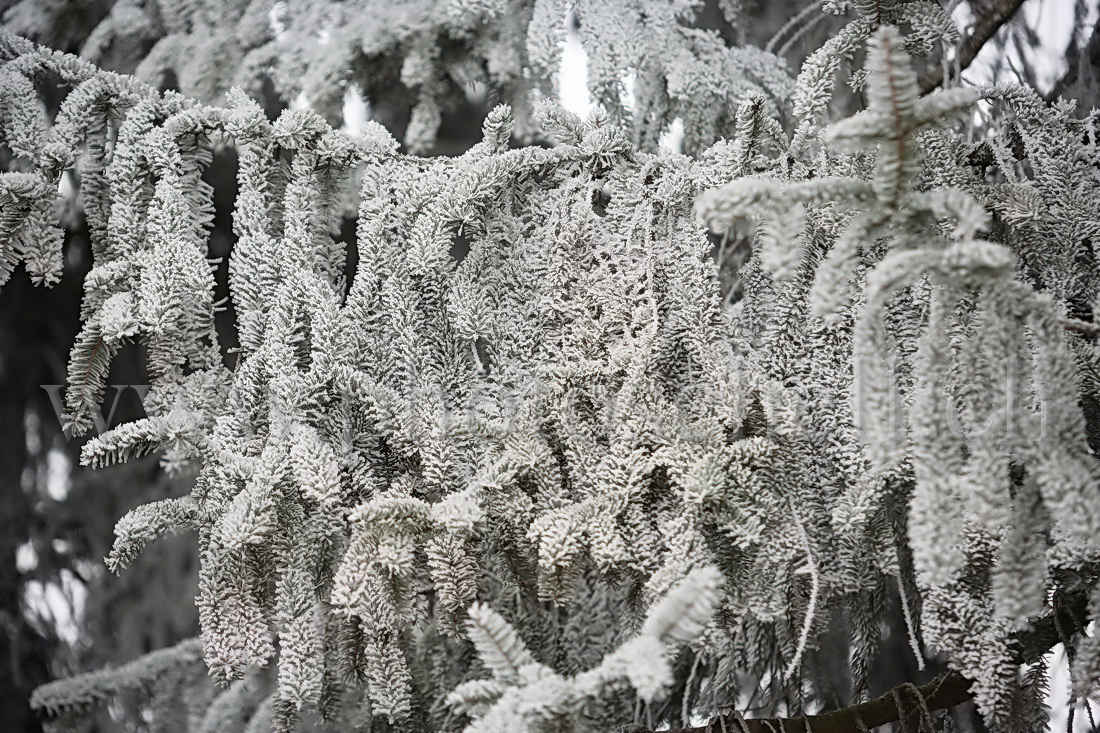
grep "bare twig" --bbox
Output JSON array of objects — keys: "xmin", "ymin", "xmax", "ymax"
[{"xmin": 765, "ymin": 1, "xmax": 823, "ymax": 55}]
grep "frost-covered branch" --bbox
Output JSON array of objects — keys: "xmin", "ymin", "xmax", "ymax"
[
  {"xmin": 919, "ymin": 0, "xmax": 1028, "ymax": 93},
  {"xmin": 6, "ymin": 5, "xmax": 1100, "ymax": 732}
]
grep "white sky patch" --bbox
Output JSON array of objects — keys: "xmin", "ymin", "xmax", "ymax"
[
  {"xmin": 955, "ymin": 0, "xmax": 1100, "ymax": 93},
  {"xmin": 660, "ymin": 117, "xmax": 685, "ymax": 155},
  {"xmin": 21, "ymin": 414, "xmax": 73, "ymax": 501},
  {"xmin": 1047, "ymin": 638, "xmax": 1099, "ymax": 732},
  {"xmin": 16, "ymin": 542, "xmax": 37, "ymax": 573},
  {"xmin": 557, "ymin": 12, "xmax": 639, "ymax": 120},
  {"xmin": 45, "ymin": 447, "xmax": 71, "ymax": 502},
  {"xmin": 558, "ymin": 13, "xmax": 593, "ymax": 116},
  {"xmin": 291, "ymin": 90, "xmax": 311, "ymax": 111},
  {"xmin": 24, "ymin": 570, "xmax": 87, "ymax": 648},
  {"xmin": 465, "ymin": 80, "xmax": 488, "ymax": 106},
  {"xmin": 342, "ymin": 83, "xmax": 370, "ymax": 133},
  {"xmin": 58, "ymin": 170, "xmax": 75, "ymax": 198}
]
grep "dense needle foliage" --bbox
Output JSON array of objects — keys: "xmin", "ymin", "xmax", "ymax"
[{"xmin": 4, "ymin": 1, "xmax": 1100, "ymax": 731}]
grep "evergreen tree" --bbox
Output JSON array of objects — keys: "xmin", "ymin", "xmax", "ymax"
[{"xmin": 4, "ymin": 1, "xmax": 1100, "ymax": 732}]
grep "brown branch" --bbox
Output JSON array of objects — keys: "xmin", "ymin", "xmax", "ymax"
[
  {"xmin": 646, "ymin": 591, "xmax": 1089, "ymax": 733},
  {"xmin": 1060, "ymin": 317, "xmax": 1100, "ymax": 337},
  {"xmin": 657, "ymin": 672, "xmax": 970, "ymax": 733},
  {"xmin": 919, "ymin": 0, "xmax": 1028, "ymax": 94}
]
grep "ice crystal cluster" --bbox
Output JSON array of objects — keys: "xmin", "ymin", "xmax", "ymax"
[{"xmin": 5, "ymin": 0, "xmax": 1100, "ymax": 731}]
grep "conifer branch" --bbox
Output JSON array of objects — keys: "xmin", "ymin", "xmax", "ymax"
[{"xmin": 8, "ymin": 4, "xmax": 1100, "ymax": 731}]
